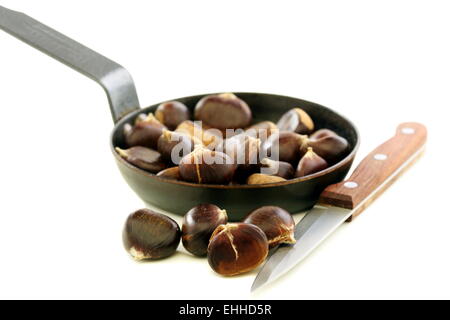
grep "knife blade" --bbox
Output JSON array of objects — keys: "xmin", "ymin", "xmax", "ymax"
[{"xmin": 252, "ymin": 122, "xmax": 427, "ymax": 292}]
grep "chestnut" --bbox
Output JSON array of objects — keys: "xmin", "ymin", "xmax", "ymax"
[
  {"xmin": 259, "ymin": 158, "xmax": 294, "ymax": 179},
  {"xmin": 309, "ymin": 128, "xmax": 336, "ymax": 140},
  {"xmin": 207, "ymin": 223, "xmax": 268, "ymax": 276},
  {"xmin": 125, "ymin": 113, "xmax": 167, "ymax": 149},
  {"xmin": 194, "ymin": 93, "xmax": 252, "ymax": 130},
  {"xmin": 244, "ymin": 206, "xmax": 296, "ymax": 248},
  {"xmin": 308, "ymin": 129, "xmax": 349, "ymax": 163},
  {"xmin": 247, "ymin": 173, "xmax": 287, "ymax": 185},
  {"xmin": 179, "ymin": 146, "xmax": 237, "ymax": 184},
  {"xmin": 176, "ymin": 120, "xmax": 222, "ymax": 149},
  {"xmin": 123, "ymin": 209, "xmax": 181, "ymax": 260},
  {"xmin": 226, "ymin": 140, "xmax": 261, "ymax": 183},
  {"xmin": 245, "ymin": 121, "xmax": 278, "ymax": 142},
  {"xmin": 262, "ymin": 132, "xmax": 308, "ymax": 164},
  {"xmin": 222, "ymin": 134, "xmax": 261, "ymax": 169},
  {"xmin": 157, "ymin": 130, "xmax": 198, "ymax": 165},
  {"xmin": 156, "ymin": 166, "xmax": 181, "ymax": 180},
  {"xmin": 155, "ymin": 101, "xmax": 190, "ymax": 130},
  {"xmin": 277, "ymin": 107, "xmax": 314, "ymax": 134},
  {"xmin": 123, "ymin": 123, "xmax": 133, "ymax": 137},
  {"xmin": 115, "ymin": 146, "xmax": 166, "ymax": 173},
  {"xmin": 295, "ymin": 147, "xmax": 328, "ymax": 177},
  {"xmin": 182, "ymin": 204, "xmax": 228, "ymax": 256},
  {"xmin": 134, "ymin": 113, "xmax": 148, "ymax": 125}
]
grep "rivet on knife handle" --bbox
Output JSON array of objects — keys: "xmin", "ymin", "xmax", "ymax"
[{"xmin": 319, "ymin": 122, "xmax": 427, "ymax": 221}]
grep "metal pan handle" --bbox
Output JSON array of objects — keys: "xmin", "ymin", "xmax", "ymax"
[{"xmin": 0, "ymin": 6, "xmax": 140, "ymax": 123}]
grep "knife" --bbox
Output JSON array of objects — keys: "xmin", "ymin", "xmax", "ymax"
[{"xmin": 252, "ymin": 122, "xmax": 427, "ymax": 292}]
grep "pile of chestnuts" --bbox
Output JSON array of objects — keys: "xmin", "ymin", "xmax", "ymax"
[
  {"xmin": 123, "ymin": 204, "xmax": 297, "ymax": 276},
  {"xmin": 117, "ymin": 92, "xmax": 349, "ymax": 185}
]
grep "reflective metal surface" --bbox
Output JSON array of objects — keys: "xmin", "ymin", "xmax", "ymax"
[
  {"xmin": 252, "ymin": 205, "xmax": 352, "ymax": 292},
  {"xmin": 0, "ymin": 6, "xmax": 140, "ymax": 122}
]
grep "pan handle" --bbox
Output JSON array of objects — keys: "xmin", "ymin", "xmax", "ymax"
[{"xmin": 0, "ymin": 6, "xmax": 140, "ymax": 123}]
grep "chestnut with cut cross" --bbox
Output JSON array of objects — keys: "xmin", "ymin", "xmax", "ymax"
[
  {"xmin": 295, "ymin": 147, "xmax": 328, "ymax": 178},
  {"xmin": 176, "ymin": 120, "xmax": 222, "ymax": 149},
  {"xmin": 125, "ymin": 113, "xmax": 167, "ymax": 149},
  {"xmin": 244, "ymin": 206, "xmax": 296, "ymax": 248},
  {"xmin": 207, "ymin": 223, "xmax": 269, "ymax": 276},
  {"xmin": 277, "ymin": 107, "xmax": 314, "ymax": 134},
  {"xmin": 179, "ymin": 145, "xmax": 237, "ymax": 184}
]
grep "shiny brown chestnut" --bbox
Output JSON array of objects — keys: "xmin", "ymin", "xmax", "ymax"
[
  {"xmin": 116, "ymin": 146, "xmax": 166, "ymax": 173},
  {"xmin": 259, "ymin": 158, "xmax": 294, "ymax": 179},
  {"xmin": 222, "ymin": 134, "xmax": 261, "ymax": 169},
  {"xmin": 295, "ymin": 147, "xmax": 328, "ymax": 177},
  {"xmin": 244, "ymin": 206, "xmax": 295, "ymax": 248},
  {"xmin": 207, "ymin": 223, "xmax": 269, "ymax": 276},
  {"xmin": 277, "ymin": 107, "xmax": 314, "ymax": 134},
  {"xmin": 156, "ymin": 166, "xmax": 181, "ymax": 180},
  {"xmin": 182, "ymin": 204, "xmax": 228, "ymax": 256},
  {"xmin": 308, "ymin": 129, "xmax": 349, "ymax": 163},
  {"xmin": 262, "ymin": 132, "xmax": 308, "ymax": 164},
  {"xmin": 176, "ymin": 120, "xmax": 222, "ymax": 149},
  {"xmin": 157, "ymin": 130, "xmax": 198, "ymax": 165},
  {"xmin": 245, "ymin": 121, "xmax": 279, "ymax": 142},
  {"xmin": 155, "ymin": 101, "xmax": 190, "ymax": 130},
  {"xmin": 123, "ymin": 209, "xmax": 181, "ymax": 260},
  {"xmin": 125, "ymin": 113, "xmax": 167, "ymax": 149},
  {"xmin": 194, "ymin": 93, "xmax": 252, "ymax": 130},
  {"xmin": 247, "ymin": 173, "xmax": 287, "ymax": 185},
  {"xmin": 179, "ymin": 146, "xmax": 237, "ymax": 184}
]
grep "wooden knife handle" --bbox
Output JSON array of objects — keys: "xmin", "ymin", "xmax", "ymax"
[{"xmin": 319, "ymin": 122, "xmax": 427, "ymax": 221}]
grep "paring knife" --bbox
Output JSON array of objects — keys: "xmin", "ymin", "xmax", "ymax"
[{"xmin": 252, "ymin": 122, "xmax": 427, "ymax": 292}]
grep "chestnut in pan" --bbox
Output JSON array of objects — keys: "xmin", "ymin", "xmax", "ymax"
[{"xmin": 1, "ymin": 7, "xmax": 360, "ymax": 220}]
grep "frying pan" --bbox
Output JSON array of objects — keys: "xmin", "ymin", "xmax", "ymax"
[{"xmin": 0, "ymin": 6, "xmax": 359, "ymax": 220}]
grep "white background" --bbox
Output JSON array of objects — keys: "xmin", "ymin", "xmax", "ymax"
[{"xmin": 0, "ymin": 1, "xmax": 448, "ymax": 300}]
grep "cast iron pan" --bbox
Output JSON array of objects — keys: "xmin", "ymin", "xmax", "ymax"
[{"xmin": 0, "ymin": 7, "xmax": 359, "ymax": 220}]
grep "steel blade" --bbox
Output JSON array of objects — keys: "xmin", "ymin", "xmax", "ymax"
[{"xmin": 251, "ymin": 205, "xmax": 352, "ymax": 292}]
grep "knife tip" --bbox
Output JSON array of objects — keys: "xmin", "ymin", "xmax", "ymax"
[{"xmin": 250, "ymin": 277, "xmax": 266, "ymax": 293}]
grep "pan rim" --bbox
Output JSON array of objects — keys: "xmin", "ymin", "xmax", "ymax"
[{"xmin": 110, "ymin": 92, "xmax": 360, "ymax": 189}]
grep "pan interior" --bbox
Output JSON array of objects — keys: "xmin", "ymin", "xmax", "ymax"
[{"xmin": 111, "ymin": 92, "xmax": 359, "ymax": 185}]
